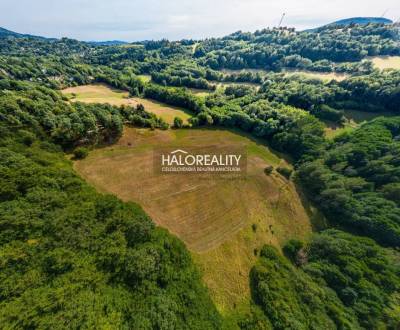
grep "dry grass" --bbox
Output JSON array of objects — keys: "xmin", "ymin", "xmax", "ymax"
[
  {"xmin": 62, "ymin": 83, "xmax": 130, "ymax": 105},
  {"xmin": 220, "ymin": 68, "xmax": 348, "ymax": 82},
  {"xmin": 74, "ymin": 127, "xmax": 312, "ymax": 314},
  {"xmin": 221, "ymin": 68, "xmax": 268, "ymax": 75},
  {"xmin": 285, "ymin": 70, "xmax": 348, "ymax": 82},
  {"xmin": 188, "ymin": 88, "xmax": 212, "ymax": 97},
  {"xmin": 370, "ymin": 56, "xmax": 400, "ymax": 70},
  {"xmin": 61, "ymin": 84, "xmax": 192, "ymax": 124}
]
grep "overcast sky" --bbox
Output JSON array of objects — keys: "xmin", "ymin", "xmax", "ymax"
[{"xmin": 1, "ymin": 0, "xmax": 399, "ymax": 41}]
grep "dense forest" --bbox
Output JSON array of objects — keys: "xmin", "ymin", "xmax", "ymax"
[
  {"xmin": 247, "ymin": 231, "xmax": 400, "ymax": 329},
  {"xmin": 195, "ymin": 24, "xmax": 399, "ymax": 72},
  {"xmin": 0, "ymin": 125, "xmax": 221, "ymax": 329},
  {"xmin": 0, "ymin": 22, "xmax": 400, "ymax": 329}
]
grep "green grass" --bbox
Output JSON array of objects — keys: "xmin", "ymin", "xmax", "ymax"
[
  {"xmin": 324, "ymin": 109, "xmax": 398, "ymax": 139},
  {"xmin": 138, "ymin": 74, "xmax": 152, "ymax": 83},
  {"xmin": 345, "ymin": 109, "xmax": 397, "ymax": 123}
]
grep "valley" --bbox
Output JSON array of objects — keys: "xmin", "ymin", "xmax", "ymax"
[{"xmin": 1, "ymin": 16, "xmax": 400, "ymax": 329}]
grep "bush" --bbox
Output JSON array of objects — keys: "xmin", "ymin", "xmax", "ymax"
[
  {"xmin": 277, "ymin": 167, "xmax": 293, "ymax": 179},
  {"xmin": 173, "ymin": 117, "xmax": 184, "ymax": 128},
  {"xmin": 283, "ymin": 239, "xmax": 303, "ymax": 263},
  {"xmin": 264, "ymin": 165, "xmax": 273, "ymax": 175},
  {"xmin": 19, "ymin": 130, "xmax": 36, "ymax": 146},
  {"xmin": 189, "ymin": 117, "xmax": 199, "ymax": 127},
  {"xmin": 73, "ymin": 147, "xmax": 89, "ymax": 160}
]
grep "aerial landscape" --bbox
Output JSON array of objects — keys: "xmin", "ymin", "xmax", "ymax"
[{"xmin": 0, "ymin": 0, "xmax": 400, "ymax": 329}]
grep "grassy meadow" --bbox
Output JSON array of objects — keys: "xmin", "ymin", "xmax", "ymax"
[
  {"xmin": 74, "ymin": 127, "xmax": 313, "ymax": 314},
  {"xmin": 221, "ymin": 68, "xmax": 348, "ymax": 82},
  {"xmin": 370, "ymin": 56, "xmax": 400, "ymax": 70},
  {"xmin": 284, "ymin": 70, "xmax": 348, "ymax": 81},
  {"xmin": 62, "ymin": 84, "xmax": 192, "ymax": 124}
]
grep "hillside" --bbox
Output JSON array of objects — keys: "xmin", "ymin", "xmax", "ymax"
[
  {"xmin": 331, "ymin": 17, "xmax": 393, "ymax": 26},
  {"xmin": 1, "ymin": 20, "xmax": 400, "ymax": 329},
  {"xmin": 305, "ymin": 17, "xmax": 393, "ymax": 32},
  {"xmin": 0, "ymin": 26, "xmax": 127, "ymax": 45},
  {"xmin": 0, "ymin": 27, "xmax": 62, "ymax": 41},
  {"xmin": 0, "ymin": 27, "xmax": 36, "ymax": 38},
  {"xmin": 74, "ymin": 126, "xmax": 313, "ymax": 312}
]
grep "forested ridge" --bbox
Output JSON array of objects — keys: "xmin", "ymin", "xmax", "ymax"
[{"xmin": 0, "ymin": 22, "xmax": 400, "ymax": 329}]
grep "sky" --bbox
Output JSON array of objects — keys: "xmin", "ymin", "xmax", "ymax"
[{"xmin": 0, "ymin": 0, "xmax": 399, "ymax": 41}]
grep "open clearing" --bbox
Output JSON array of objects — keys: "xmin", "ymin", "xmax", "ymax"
[
  {"xmin": 62, "ymin": 84, "xmax": 192, "ymax": 125},
  {"xmin": 74, "ymin": 127, "xmax": 313, "ymax": 314},
  {"xmin": 220, "ymin": 68, "xmax": 348, "ymax": 82},
  {"xmin": 138, "ymin": 74, "xmax": 152, "ymax": 83},
  {"xmin": 221, "ymin": 68, "xmax": 269, "ymax": 75},
  {"xmin": 370, "ymin": 56, "xmax": 400, "ymax": 70},
  {"xmin": 324, "ymin": 109, "xmax": 397, "ymax": 139},
  {"xmin": 284, "ymin": 70, "xmax": 348, "ymax": 81}
]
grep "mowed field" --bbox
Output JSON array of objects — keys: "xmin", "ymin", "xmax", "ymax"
[
  {"xmin": 74, "ymin": 127, "xmax": 313, "ymax": 313},
  {"xmin": 370, "ymin": 56, "xmax": 400, "ymax": 70},
  {"xmin": 62, "ymin": 84, "xmax": 192, "ymax": 124}
]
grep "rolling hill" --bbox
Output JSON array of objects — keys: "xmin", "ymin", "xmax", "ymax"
[
  {"xmin": 0, "ymin": 26, "xmax": 127, "ymax": 45},
  {"xmin": 0, "ymin": 27, "xmax": 42, "ymax": 39},
  {"xmin": 305, "ymin": 16, "xmax": 393, "ymax": 32}
]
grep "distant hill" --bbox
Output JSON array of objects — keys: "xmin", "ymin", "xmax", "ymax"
[
  {"xmin": 305, "ymin": 17, "xmax": 393, "ymax": 32},
  {"xmin": 0, "ymin": 27, "xmax": 57, "ymax": 40},
  {"xmin": 332, "ymin": 17, "xmax": 393, "ymax": 25},
  {"xmin": 86, "ymin": 40, "xmax": 128, "ymax": 46},
  {"xmin": 0, "ymin": 27, "xmax": 128, "ymax": 45},
  {"xmin": 0, "ymin": 27, "xmax": 35, "ymax": 38}
]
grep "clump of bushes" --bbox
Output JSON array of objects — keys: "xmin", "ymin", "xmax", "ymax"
[
  {"xmin": 19, "ymin": 130, "xmax": 36, "ymax": 146},
  {"xmin": 173, "ymin": 117, "xmax": 184, "ymax": 128},
  {"xmin": 264, "ymin": 165, "xmax": 273, "ymax": 175},
  {"xmin": 277, "ymin": 167, "xmax": 293, "ymax": 179},
  {"xmin": 73, "ymin": 147, "xmax": 89, "ymax": 160},
  {"xmin": 283, "ymin": 239, "xmax": 304, "ymax": 263}
]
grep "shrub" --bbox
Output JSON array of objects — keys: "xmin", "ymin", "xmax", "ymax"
[
  {"xmin": 277, "ymin": 167, "xmax": 293, "ymax": 179},
  {"xmin": 264, "ymin": 165, "xmax": 273, "ymax": 175},
  {"xmin": 283, "ymin": 239, "xmax": 304, "ymax": 263},
  {"xmin": 19, "ymin": 130, "xmax": 36, "ymax": 146},
  {"xmin": 173, "ymin": 117, "xmax": 184, "ymax": 128},
  {"xmin": 73, "ymin": 147, "xmax": 89, "ymax": 160}
]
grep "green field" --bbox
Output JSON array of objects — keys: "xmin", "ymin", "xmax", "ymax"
[
  {"xmin": 62, "ymin": 84, "xmax": 192, "ymax": 124},
  {"xmin": 74, "ymin": 127, "xmax": 313, "ymax": 314}
]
